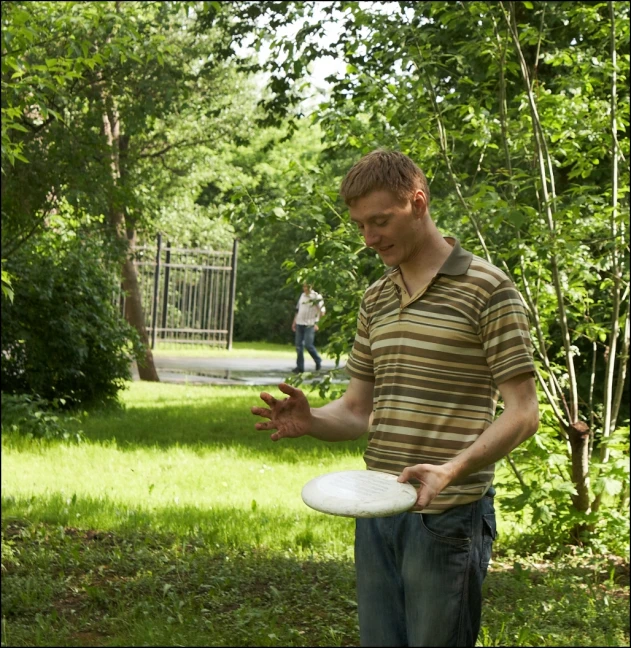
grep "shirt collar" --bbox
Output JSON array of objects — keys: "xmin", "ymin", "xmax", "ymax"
[
  {"xmin": 439, "ymin": 237, "xmax": 472, "ymax": 275},
  {"xmin": 387, "ymin": 237, "xmax": 472, "ymax": 285}
]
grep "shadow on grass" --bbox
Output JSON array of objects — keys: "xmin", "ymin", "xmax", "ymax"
[
  {"xmin": 5, "ymin": 398, "xmax": 368, "ymax": 462},
  {"xmin": 2, "ymin": 512, "xmax": 628, "ymax": 647},
  {"xmin": 3, "ymin": 381, "xmax": 361, "ymax": 461},
  {"xmin": 1, "ymin": 493, "xmax": 357, "ymax": 556},
  {"xmin": 2, "ymin": 517, "xmax": 359, "ymax": 647}
]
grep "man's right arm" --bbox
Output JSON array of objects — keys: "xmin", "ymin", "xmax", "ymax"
[
  {"xmin": 252, "ymin": 377, "xmax": 374, "ymax": 442},
  {"xmin": 309, "ymin": 377, "xmax": 374, "ymax": 441}
]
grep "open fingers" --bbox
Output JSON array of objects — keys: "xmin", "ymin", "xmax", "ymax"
[
  {"xmin": 251, "ymin": 406, "xmax": 272, "ymax": 418},
  {"xmin": 259, "ymin": 392, "xmax": 278, "ymax": 407},
  {"xmin": 255, "ymin": 420, "xmax": 278, "ymax": 431},
  {"xmin": 278, "ymin": 382, "xmax": 303, "ymax": 398}
]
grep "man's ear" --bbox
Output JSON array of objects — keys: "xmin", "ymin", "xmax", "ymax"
[{"xmin": 412, "ymin": 189, "xmax": 428, "ymax": 218}]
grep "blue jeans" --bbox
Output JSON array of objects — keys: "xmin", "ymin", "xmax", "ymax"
[
  {"xmin": 295, "ymin": 324, "xmax": 322, "ymax": 371},
  {"xmin": 354, "ymin": 488, "xmax": 496, "ymax": 647}
]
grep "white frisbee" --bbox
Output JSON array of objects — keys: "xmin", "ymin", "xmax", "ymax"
[{"xmin": 301, "ymin": 470, "xmax": 417, "ymax": 518}]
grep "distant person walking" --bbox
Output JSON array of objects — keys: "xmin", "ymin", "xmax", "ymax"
[{"xmin": 292, "ymin": 283, "xmax": 325, "ymax": 373}]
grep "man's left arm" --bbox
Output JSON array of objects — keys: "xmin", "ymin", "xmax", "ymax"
[
  {"xmin": 315, "ymin": 296, "xmax": 325, "ymax": 331},
  {"xmin": 398, "ymin": 372, "xmax": 539, "ymax": 509}
]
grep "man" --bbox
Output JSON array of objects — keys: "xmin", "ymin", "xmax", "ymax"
[
  {"xmin": 291, "ymin": 283, "xmax": 325, "ymax": 373},
  {"xmin": 251, "ymin": 150, "xmax": 539, "ymax": 647}
]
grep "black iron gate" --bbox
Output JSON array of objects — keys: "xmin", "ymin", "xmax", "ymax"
[{"xmin": 121, "ymin": 235, "xmax": 238, "ymax": 349}]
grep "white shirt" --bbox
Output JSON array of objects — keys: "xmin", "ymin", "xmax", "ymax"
[{"xmin": 296, "ymin": 290, "xmax": 325, "ymax": 326}]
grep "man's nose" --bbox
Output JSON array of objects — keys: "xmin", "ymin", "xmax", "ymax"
[{"xmin": 364, "ymin": 228, "xmax": 380, "ymax": 247}]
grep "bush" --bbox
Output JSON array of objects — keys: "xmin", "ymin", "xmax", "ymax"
[
  {"xmin": 0, "ymin": 393, "xmax": 83, "ymax": 442},
  {"xmin": 1, "ymin": 230, "xmax": 142, "ymax": 407},
  {"xmin": 0, "ymin": 531, "xmax": 21, "ymax": 573},
  {"xmin": 495, "ymin": 417, "xmax": 630, "ymax": 557}
]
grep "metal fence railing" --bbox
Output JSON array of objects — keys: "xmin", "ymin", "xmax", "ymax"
[{"xmin": 118, "ymin": 235, "xmax": 238, "ymax": 349}]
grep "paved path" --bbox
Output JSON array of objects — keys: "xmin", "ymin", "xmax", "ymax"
[{"xmin": 132, "ymin": 354, "xmax": 346, "ymax": 386}]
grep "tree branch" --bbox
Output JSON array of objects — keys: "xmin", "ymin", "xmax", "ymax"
[
  {"xmin": 410, "ymin": 40, "xmax": 493, "ymax": 263},
  {"xmin": 600, "ymin": 0, "xmax": 623, "ymax": 452},
  {"xmin": 506, "ymin": 453, "xmax": 528, "ymax": 492},
  {"xmin": 1, "ymin": 203, "xmax": 56, "ymax": 259},
  {"xmin": 610, "ymin": 292, "xmax": 630, "ymax": 432},
  {"xmin": 588, "ymin": 340, "xmax": 598, "ymax": 461},
  {"xmin": 535, "ymin": 367, "xmax": 570, "ymax": 432},
  {"xmin": 500, "ymin": 0, "xmax": 579, "ymax": 423}
]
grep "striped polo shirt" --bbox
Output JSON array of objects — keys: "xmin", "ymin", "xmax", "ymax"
[{"xmin": 346, "ymin": 238, "xmax": 535, "ymax": 513}]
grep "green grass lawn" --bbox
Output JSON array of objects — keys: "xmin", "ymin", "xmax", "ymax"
[
  {"xmin": 153, "ymin": 341, "xmax": 298, "ymax": 358},
  {"xmin": 2, "ymin": 382, "xmax": 629, "ymax": 647}
]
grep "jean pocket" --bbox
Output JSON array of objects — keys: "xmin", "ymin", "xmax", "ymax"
[
  {"xmin": 481, "ymin": 513, "xmax": 497, "ymax": 572},
  {"xmin": 482, "ymin": 514, "xmax": 497, "ymax": 540},
  {"xmin": 419, "ymin": 509, "xmax": 473, "ymax": 547}
]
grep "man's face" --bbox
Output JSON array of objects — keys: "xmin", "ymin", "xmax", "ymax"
[
  {"xmin": 302, "ymin": 283, "xmax": 310, "ymax": 294},
  {"xmin": 349, "ymin": 189, "xmax": 427, "ymax": 267}
]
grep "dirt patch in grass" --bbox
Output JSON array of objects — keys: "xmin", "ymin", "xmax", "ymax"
[{"xmin": 68, "ymin": 630, "xmax": 111, "ymax": 647}]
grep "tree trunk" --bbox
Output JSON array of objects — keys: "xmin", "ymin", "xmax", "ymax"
[
  {"xmin": 567, "ymin": 421, "xmax": 591, "ymax": 511},
  {"xmin": 122, "ymin": 256, "xmax": 160, "ymax": 381},
  {"xmin": 567, "ymin": 420, "xmax": 591, "ymax": 542},
  {"xmin": 100, "ymin": 89, "xmax": 159, "ymax": 382}
]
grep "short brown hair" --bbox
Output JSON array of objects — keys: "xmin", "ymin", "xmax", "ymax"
[{"xmin": 340, "ymin": 149, "xmax": 430, "ymax": 206}]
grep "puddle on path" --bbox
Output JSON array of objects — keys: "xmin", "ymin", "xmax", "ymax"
[{"xmin": 134, "ymin": 368, "xmax": 349, "ymax": 387}]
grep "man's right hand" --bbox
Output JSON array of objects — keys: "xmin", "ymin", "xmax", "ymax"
[{"xmin": 251, "ymin": 383, "xmax": 312, "ymax": 441}]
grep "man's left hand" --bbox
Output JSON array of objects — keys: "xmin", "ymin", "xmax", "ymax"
[{"xmin": 397, "ymin": 463, "xmax": 455, "ymax": 509}]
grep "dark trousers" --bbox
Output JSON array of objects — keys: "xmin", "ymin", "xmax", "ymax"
[
  {"xmin": 355, "ymin": 489, "xmax": 497, "ymax": 646},
  {"xmin": 295, "ymin": 324, "xmax": 322, "ymax": 371}
]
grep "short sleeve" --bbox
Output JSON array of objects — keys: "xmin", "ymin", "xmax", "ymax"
[
  {"xmin": 345, "ymin": 299, "xmax": 375, "ymax": 382},
  {"xmin": 479, "ymin": 281, "xmax": 536, "ymax": 385}
]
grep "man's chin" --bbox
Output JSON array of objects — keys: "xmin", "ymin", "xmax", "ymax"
[{"xmin": 378, "ymin": 252, "xmax": 398, "ymax": 266}]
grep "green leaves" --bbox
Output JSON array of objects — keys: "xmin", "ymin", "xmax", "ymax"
[
  {"xmin": 1, "ymin": 263, "xmax": 15, "ymax": 304},
  {"xmin": 1, "ymin": 229, "xmax": 143, "ymax": 406},
  {"xmin": 593, "ymin": 477, "xmax": 624, "ymax": 498},
  {"xmin": 0, "ymin": 393, "xmax": 84, "ymax": 442},
  {"xmin": 272, "ymin": 206, "xmax": 287, "ymax": 220}
]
